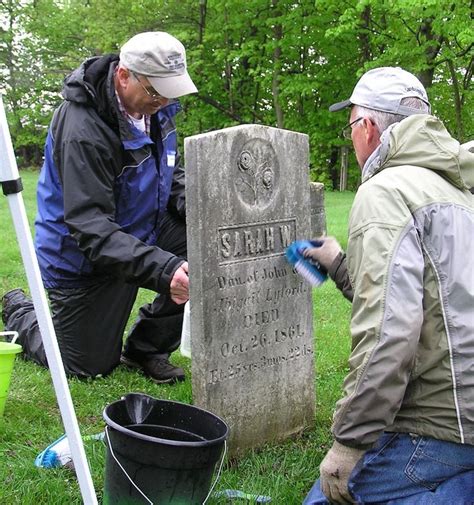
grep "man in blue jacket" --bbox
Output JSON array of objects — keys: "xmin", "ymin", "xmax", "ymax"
[{"xmin": 2, "ymin": 32, "xmax": 196, "ymax": 383}]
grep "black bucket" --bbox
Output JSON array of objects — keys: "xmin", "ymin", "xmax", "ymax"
[{"xmin": 103, "ymin": 393, "xmax": 229, "ymax": 505}]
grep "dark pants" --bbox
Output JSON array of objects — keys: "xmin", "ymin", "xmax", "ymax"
[{"xmin": 3, "ymin": 212, "xmax": 186, "ymax": 378}]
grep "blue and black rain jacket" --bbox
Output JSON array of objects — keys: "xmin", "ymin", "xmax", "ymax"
[{"xmin": 35, "ymin": 54, "xmax": 186, "ymax": 292}]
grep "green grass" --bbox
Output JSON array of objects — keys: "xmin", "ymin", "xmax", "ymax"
[{"xmin": 0, "ymin": 171, "xmax": 354, "ymax": 504}]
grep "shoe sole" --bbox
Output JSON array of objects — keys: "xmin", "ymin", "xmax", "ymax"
[
  {"xmin": 120, "ymin": 356, "xmax": 184, "ymax": 385},
  {"xmin": 2, "ymin": 289, "xmax": 27, "ymax": 325}
]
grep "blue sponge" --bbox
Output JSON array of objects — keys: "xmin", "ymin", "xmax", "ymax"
[{"xmin": 285, "ymin": 240, "xmax": 327, "ymax": 287}]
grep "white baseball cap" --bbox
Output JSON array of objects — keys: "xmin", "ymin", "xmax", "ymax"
[
  {"xmin": 120, "ymin": 31, "xmax": 198, "ymax": 99},
  {"xmin": 329, "ymin": 67, "xmax": 430, "ymax": 116}
]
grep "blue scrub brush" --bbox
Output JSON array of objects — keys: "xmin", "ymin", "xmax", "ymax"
[
  {"xmin": 35, "ymin": 432, "xmax": 104, "ymax": 469},
  {"xmin": 285, "ymin": 240, "xmax": 327, "ymax": 287}
]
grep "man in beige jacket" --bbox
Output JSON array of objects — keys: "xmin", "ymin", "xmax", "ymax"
[{"xmin": 304, "ymin": 67, "xmax": 474, "ymax": 504}]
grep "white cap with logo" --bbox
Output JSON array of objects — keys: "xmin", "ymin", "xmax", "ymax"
[
  {"xmin": 120, "ymin": 31, "xmax": 198, "ymax": 99},
  {"xmin": 329, "ymin": 67, "xmax": 430, "ymax": 116}
]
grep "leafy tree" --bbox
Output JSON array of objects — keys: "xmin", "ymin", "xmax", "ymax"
[{"xmin": 1, "ymin": 0, "xmax": 472, "ymax": 189}]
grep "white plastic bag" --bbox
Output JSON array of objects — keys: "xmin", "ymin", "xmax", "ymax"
[{"xmin": 180, "ymin": 301, "xmax": 191, "ymax": 358}]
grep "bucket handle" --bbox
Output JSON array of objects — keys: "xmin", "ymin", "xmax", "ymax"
[
  {"xmin": 203, "ymin": 439, "xmax": 227, "ymax": 505},
  {"xmin": 105, "ymin": 426, "xmax": 227, "ymax": 505},
  {"xmin": 105, "ymin": 426, "xmax": 153, "ymax": 504},
  {"xmin": 0, "ymin": 331, "xmax": 19, "ymax": 344}
]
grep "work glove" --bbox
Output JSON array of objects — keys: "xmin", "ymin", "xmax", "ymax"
[
  {"xmin": 319, "ymin": 441, "xmax": 365, "ymax": 504},
  {"xmin": 303, "ymin": 236, "xmax": 342, "ymax": 271}
]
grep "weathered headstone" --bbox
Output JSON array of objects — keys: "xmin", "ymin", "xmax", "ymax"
[
  {"xmin": 310, "ymin": 182, "xmax": 326, "ymax": 238},
  {"xmin": 185, "ymin": 124, "xmax": 315, "ymax": 455}
]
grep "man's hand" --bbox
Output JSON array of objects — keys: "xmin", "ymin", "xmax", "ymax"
[
  {"xmin": 303, "ymin": 236, "xmax": 342, "ymax": 271},
  {"xmin": 319, "ymin": 441, "xmax": 365, "ymax": 504},
  {"xmin": 170, "ymin": 262, "xmax": 189, "ymax": 304}
]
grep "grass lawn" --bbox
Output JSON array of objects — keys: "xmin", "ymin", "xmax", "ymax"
[{"xmin": 0, "ymin": 170, "xmax": 354, "ymax": 504}]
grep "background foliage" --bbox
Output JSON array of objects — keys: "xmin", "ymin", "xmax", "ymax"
[{"xmin": 1, "ymin": 0, "xmax": 473, "ymax": 189}]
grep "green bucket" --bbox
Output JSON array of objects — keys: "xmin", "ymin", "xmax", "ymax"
[{"xmin": 0, "ymin": 332, "xmax": 22, "ymax": 416}]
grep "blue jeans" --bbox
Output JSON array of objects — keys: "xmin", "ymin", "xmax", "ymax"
[{"xmin": 303, "ymin": 433, "xmax": 474, "ymax": 504}]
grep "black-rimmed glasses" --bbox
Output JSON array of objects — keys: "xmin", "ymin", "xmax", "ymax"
[{"xmin": 341, "ymin": 117, "xmax": 363, "ymax": 140}]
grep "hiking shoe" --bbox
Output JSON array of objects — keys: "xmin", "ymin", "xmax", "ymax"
[
  {"xmin": 120, "ymin": 354, "xmax": 185, "ymax": 384},
  {"xmin": 1, "ymin": 288, "xmax": 27, "ymax": 325}
]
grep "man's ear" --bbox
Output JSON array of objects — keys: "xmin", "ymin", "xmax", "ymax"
[
  {"xmin": 363, "ymin": 118, "xmax": 381, "ymax": 147},
  {"xmin": 116, "ymin": 66, "xmax": 131, "ymax": 89}
]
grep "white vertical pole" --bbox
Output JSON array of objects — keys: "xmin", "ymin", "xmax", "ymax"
[{"xmin": 0, "ymin": 96, "xmax": 97, "ymax": 504}]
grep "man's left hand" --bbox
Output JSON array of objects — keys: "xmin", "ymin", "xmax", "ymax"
[
  {"xmin": 319, "ymin": 441, "xmax": 365, "ymax": 504},
  {"xmin": 170, "ymin": 262, "xmax": 189, "ymax": 304}
]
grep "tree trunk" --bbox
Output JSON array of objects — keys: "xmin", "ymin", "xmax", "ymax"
[
  {"xmin": 198, "ymin": 0, "xmax": 207, "ymax": 45},
  {"xmin": 5, "ymin": 0, "xmax": 24, "ymax": 139},
  {"xmin": 271, "ymin": 0, "xmax": 284, "ymax": 128},
  {"xmin": 447, "ymin": 59, "xmax": 464, "ymax": 141},
  {"xmin": 417, "ymin": 17, "xmax": 443, "ymax": 89},
  {"xmin": 223, "ymin": 7, "xmax": 234, "ymax": 116},
  {"xmin": 329, "ymin": 147, "xmax": 339, "ymax": 191},
  {"xmin": 359, "ymin": 6, "xmax": 372, "ymax": 63}
]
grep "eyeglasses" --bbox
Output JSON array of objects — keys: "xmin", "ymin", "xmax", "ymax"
[
  {"xmin": 131, "ymin": 71, "xmax": 166, "ymax": 101},
  {"xmin": 341, "ymin": 117, "xmax": 364, "ymax": 140}
]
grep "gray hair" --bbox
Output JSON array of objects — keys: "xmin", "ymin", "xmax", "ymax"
[
  {"xmin": 353, "ymin": 97, "xmax": 430, "ymax": 134},
  {"xmin": 117, "ymin": 63, "xmax": 141, "ymax": 80}
]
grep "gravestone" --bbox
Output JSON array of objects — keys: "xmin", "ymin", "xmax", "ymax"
[
  {"xmin": 310, "ymin": 182, "xmax": 326, "ymax": 238},
  {"xmin": 185, "ymin": 124, "xmax": 315, "ymax": 455}
]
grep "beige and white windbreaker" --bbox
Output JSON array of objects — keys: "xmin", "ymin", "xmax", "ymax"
[{"xmin": 332, "ymin": 114, "xmax": 474, "ymax": 449}]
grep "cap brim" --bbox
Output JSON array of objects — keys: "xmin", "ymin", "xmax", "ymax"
[
  {"xmin": 329, "ymin": 99, "xmax": 352, "ymax": 112},
  {"xmin": 148, "ymin": 72, "xmax": 198, "ymax": 99}
]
